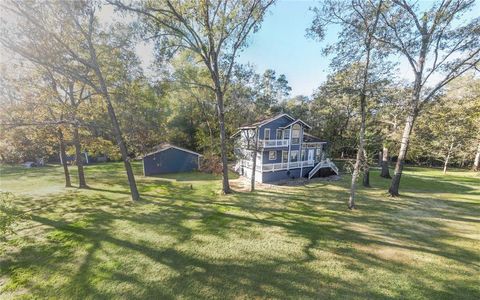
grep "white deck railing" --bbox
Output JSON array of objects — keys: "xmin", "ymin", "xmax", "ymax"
[
  {"xmin": 308, "ymin": 158, "xmax": 339, "ymax": 179},
  {"xmin": 241, "ymin": 159, "xmax": 316, "ymax": 172},
  {"xmin": 262, "ymin": 160, "xmax": 315, "ymax": 172},
  {"xmin": 258, "ymin": 139, "xmax": 289, "ymax": 148}
]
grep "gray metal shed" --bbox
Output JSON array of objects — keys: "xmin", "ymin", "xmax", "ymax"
[{"xmin": 142, "ymin": 144, "xmax": 202, "ymax": 176}]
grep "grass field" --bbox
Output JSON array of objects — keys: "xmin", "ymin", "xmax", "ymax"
[{"xmin": 0, "ymin": 162, "xmax": 479, "ymax": 299}]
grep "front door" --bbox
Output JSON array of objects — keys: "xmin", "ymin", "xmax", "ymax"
[{"xmin": 308, "ymin": 149, "xmax": 314, "ymax": 162}]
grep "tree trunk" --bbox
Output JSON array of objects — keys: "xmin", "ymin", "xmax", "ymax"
[
  {"xmin": 362, "ymin": 149, "xmax": 370, "ymax": 187},
  {"xmin": 473, "ymin": 142, "xmax": 480, "ymax": 171},
  {"xmin": 378, "ymin": 150, "xmax": 382, "ymax": 166},
  {"xmin": 389, "ymin": 18, "xmax": 432, "ymax": 196},
  {"xmin": 460, "ymin": 152, "xmax": 466, "ymax": 168},
  {"xmin": 67, "ymin": 82, "xmax": 87, "ymax": 188},
  {"xmin": 443, "ymin": 142, "xmax": 454, "ymax": 174},
  {"xmin": 215, "ymin": 90, "xmax": 231, "ymax": 194},
  {"xmin": 103, "ymin": 93, "xmax": 140, "ymax": 201},
  {"xmin": 380, "ymin": 146, "xmax": 391, "ymax": 178},
  {"xmin": 86, "ymin": 29, "xmax": 140, "ymax": 201},
  {"xmin": 349, "ymin": 92, "xmax": 367, "ymax": 209},
  {"xmin": 250, "ymin": 127, "xmax": 259, "ymax": 192},
  {"xmin": 58, "ymin": 127, "xmax": 71, "ymax": 188},
  {"xmin": 72, "ymin": 124, "xmax": 87, "ymax": 188},
  {"xmin": 347, "ymin": 0, "xmax": 382, "ymax": 209},
  {"xmin": 389, "ymin": 110, "xmax": 417, "ymax": 196},
  {"xmin": 363, "ymin": 166, "xmax": 370, "ymax": 187}
]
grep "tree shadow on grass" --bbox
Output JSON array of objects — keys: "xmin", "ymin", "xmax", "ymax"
[{"xmin": 2, "ymin": 163, "xmax": 480, "ymax": 299}]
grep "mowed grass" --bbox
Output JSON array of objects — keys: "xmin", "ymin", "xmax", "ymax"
[{"xmin": 0, "ymin": 162, "xmax": 479, "ymax": 299}]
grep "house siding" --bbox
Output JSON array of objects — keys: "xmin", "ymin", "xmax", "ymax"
[
  {"xmin": 143, "ymin": 148, "xmax": 199, "ymax": 176},
  {"xmin": 262, "ymin": 167, "xmax": 314, "ymax": 182},
  {"xmin": 258, "ymin": 115, "xmax": 293, "ymax": 140},
  {"xmin": 263, "ymin": 150, "xmax": 283, "ymax": 163},
  {"xmin": 234, "ymin": 113, "xmax": 335, "ymax": 184}
]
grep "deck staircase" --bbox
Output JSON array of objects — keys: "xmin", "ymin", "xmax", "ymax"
[{"xmin": 308, "ymin": 158, "xmax": 339, "ymax": 179}]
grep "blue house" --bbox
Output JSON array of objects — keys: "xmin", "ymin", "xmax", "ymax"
[
  {"xmin": 143, "ymin": 143, "xmax": 202, "ymax": 176},
  {"xmin": 232, "ymin": 114, "xmax": 338, "ymax": 183}
]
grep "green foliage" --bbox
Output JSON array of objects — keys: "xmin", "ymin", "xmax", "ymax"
[{"xmin": 410, "ymin": 75, "xmax": 480, "ymax": 167}]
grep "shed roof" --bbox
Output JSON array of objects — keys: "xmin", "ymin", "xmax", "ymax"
[{"xmin": 144, "ymin": 143, "xmax": 202, "ymax": 158}]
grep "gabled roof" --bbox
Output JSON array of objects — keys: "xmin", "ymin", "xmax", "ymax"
[
  {"xmin": 280, "ymin": 119, "xmax": 312, "ymax": 129},
  {"xmin": 144, "ymin": 143, "xmax": 202, "ymax": 158},
  {"xmin": 239, "ymin": 113, "xmax": 295, "ymax": 129}
]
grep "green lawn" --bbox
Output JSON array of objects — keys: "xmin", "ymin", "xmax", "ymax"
[{"xmin": 1, "ymin": 162, "xmax": 479, "ymax": 299}]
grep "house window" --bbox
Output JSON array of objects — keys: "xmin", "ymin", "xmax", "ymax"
[
  {"xmin": 269, "ymin": 151, "xmax": 276, "ymax": 161},
  {"xmin": 264, "ymin": 128, "xmax": 270, "ymax": 140},
  {"xmin": 276, "ymin": 129, "xmax": 283, "ymax": 139},
  {"xmin": 282, "ymin": 151, "xmax": 288, "ymax": 163},
  {"xmin": 284, "ymin": 129, "xmax": 290, "ymax": 140},
  {"xmin": 290, "ymin": 150, "xmax": 298, "ymax": 162},
  {"xmin": 292, "ymin": 124, "xmax": 301, "ymax": 144},
  {"xmin": 301, "ymin": 149, "xmax": 306, "ymax": 161}
]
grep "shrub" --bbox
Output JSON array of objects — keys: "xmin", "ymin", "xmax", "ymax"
[{"xmin": 199, "ymin": 153, "xmax": 223, "ymax": 175}]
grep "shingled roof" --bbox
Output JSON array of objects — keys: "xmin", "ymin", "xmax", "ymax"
[
  {"xmin": 144, "ymin": 143, "xmax": 202, "ymax": 157},
  {"xmin": 239, "ymin": 113, "xmax": 295, "ymax": 129}
]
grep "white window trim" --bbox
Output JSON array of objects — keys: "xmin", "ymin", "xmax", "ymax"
[
  {"xmin": 264, "ymin": 128, "xmax": 271, "ymax": 140},
  {"xmin": 282, "ymin": 150, "xmax": 288, "ymax": 163},
  {"xmin": 269, "ymin": 151, "xmax": 276, "ymax": 161},
  {"xmin": 292, "ymin": 124, "xmax": 301, "ymax": 138},
  {"xmin": 276, "ymin": 129, "xmax": 283, "ymax": 139}
]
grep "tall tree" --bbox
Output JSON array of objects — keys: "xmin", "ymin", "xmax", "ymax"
[
  {"xmin": 374, "ymin": 0, "xmax": 480, "ymax": 196},
  {"xmin": 309, "ymin": 0, "xmax": 383, "ymax": 209},
  {"xmin": 0, "ymin": 0, "xmax": 140, "ymax": 200},
  {"xmin": 47, "ymin": 72, "xmax": 90, "ymax": 188},
  {"xmin": 113, "ymin": 0, "xmax": 275, "ymax": 194}
]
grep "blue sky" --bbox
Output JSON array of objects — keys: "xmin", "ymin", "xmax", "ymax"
[
  {"xmin": 237, "ymin": 0, "xmax": 479, "ymax": 96},
  {"xmin": 131, "ymin": 1, "xmax": 336, "ymax": 97},
  {"xmin": 237, "ymin": 0, "xmax": 334, "ymax": 96},
  {"xmin": 120, "ymin": 0, "xmax": 479, "ymax": 97}
]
